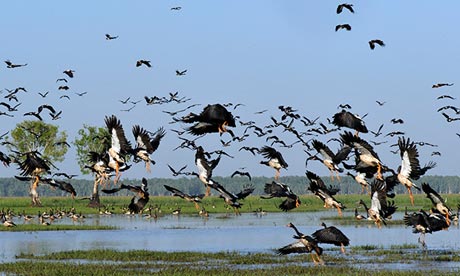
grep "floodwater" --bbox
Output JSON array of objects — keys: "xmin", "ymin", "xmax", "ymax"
[{"xmin": 1, "ymin": 210, "xmax": 459, "ymax": 267}]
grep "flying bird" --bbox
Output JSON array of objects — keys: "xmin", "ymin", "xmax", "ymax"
[
  {"xmin": 176, "ymin": 69, "xmax": 187, "ymax": 76},
  {"xmin": 5, "ymin": 60, "xmax": 27, "ymax": 68},
  {"xmin": 136, "ymin": 60, "xmax": 152, "ymax": 68},
  {"xmin": 259, "ymin": 146, "xmax": 288, "ymax": 180},
  {"xmin": 63, "ymin": 69, "xmax": 75, "ymax": 78},
  {"xmin": 105, "ymin": 34, "xmax": 119, "ymax": 40},
  {"xmin": 336, "ymin": 3, "xmax": 354, "ymax": 14},
  {"xmin": 179, "ymin": 104, "xmax": 236, "ymax": 136},
  {"xmin": 230, "ymin": 170, "xmax": 252, "ymax": 181},
  {"xmin": 307, "ymin": 171, "xmax": 345, "ymax": 217},
  {"xmin": 335, "ymin": 24, "xmax": 351, "ymax": 32},
  {"xmin": 332, "ymin": 109, "xmax": 368, "ymax": 135},
  {"xmin": 164, "ymin": 184, "xmax": 204, "ymax": 210},
  {"xmin": 369, "ymin": 39, "xmax": 385, "ymax": 50},
  {"xmin": 261, "ymin": 181, "xmax": 300, "ymax": 211},
  {"xmin": 277, "ymin": 223, "xmax": 323, "ymax": 265},
  {"xmin": 432, "ymin": 83, "xmax": 453, "ymax": 88},
  {"xmin": 312, "ymin": 222, "xmax": 350, "ymax": 253},
  {"xmin": 131, "ymin": 125, "xmax": 165, "ymax": 173}
]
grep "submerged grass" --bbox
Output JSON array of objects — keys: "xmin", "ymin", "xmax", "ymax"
[{"xmin": 5, "ymin": 249, "xmax": 460, "ymax": 276}]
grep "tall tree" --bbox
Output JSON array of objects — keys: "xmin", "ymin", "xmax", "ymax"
[{"xmin": 5, "ymin": 120, "xmax": 68, "ymax": 206}]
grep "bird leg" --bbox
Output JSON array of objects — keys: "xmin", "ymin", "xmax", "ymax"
[
  {"xmin": 446, "ymin": 213, "xmax": 451, "ymax": 226},
  {"xmin": 418, "ymin": 233, "xmax": 427, "ymax": 249},
  {"xmin": 146, "ymin": 161, "xmax": 151, "ymax": 173},
  {"xmin": 194, "ymin": 202, "xmax": 200, "ymax": 211},
  {"xmin": 114, "ymin": 163, "xmax": 121, "ymax": 185},
  {"xmin": 376, "ymin": 163, "xmax": 383, "ymax": 180},
  {"xmin": 337, "ymin": 206, "xmax": 343, "ymax": 217},
  {"xmin": 30, "ymin": 176, "xmax": 41, "ymax": 207},
  {"xmin": 335, "ymin": 171, "xmax": 341, "ymax": 181},
  {"xmin": 310, "ymin": 253, "xmax": 318, "ymax": 265},
  {"xmin": 218, "ymin": 121, "xmax": 229, "ymax": 134},
  {"xmin": 275, "ymin": 169, "xmax": 280, "ymax": 180},
  {"xmin": 340, "ymin": 243, "xmax": 346, "ymax": 254},
  {"xmin": 407, "ymin": 187, "xmax": 415, "ymax": 206},
  {"xmin": 205, "ymin": 184, "xmax": 211, "ymax": 197}
]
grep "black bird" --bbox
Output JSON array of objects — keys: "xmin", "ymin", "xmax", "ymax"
[
  {"xmin": 5, "ymin": 60, "xmax": 27, "ymax": 68},
  {"xmin": 105, "ymin": 34, "xmax": 119, "ymax": 40},
  {"xmin": 335, "ymin": 24, "xmax": 352, "ymax": 32},
  {"xmin": 176, "ymin": 69, "xmax": 187, "ymax": 76},
  {"xmin": 441, "ymin": 112, "xmax": 460, "ymax": 122},
  {"xmin": 277, "ymin": 223, "xmax": 323, "ymax": 265},
  {"xmin": 312, "ymin": 222, "xmax": 350, "ymax": 253},
  {"xmin": 52, "ymin": 172, "xmax": 78, "ymax": 179},
  {"xmin": 370, "ymin": 123, "xmax": 384, "ymax": 137},
  {"xmin": 171, "ymin": 6, "xmax": 182, "ymax": 10},
  {"xmin": 208, "ymin": 179, "xmax": 254, "ymax": 215},
  {"xmin": 136, "ymin": 60, "xmax": 152, "ymax": 68},
  {"xmin": 231, "ymin": 170, "xmax": 252, "ymax": 181},
  {"xmin": 180, "ymin": 104, "xmax": 236, "ymax": 136},
  {"xmin": 63, "ymin": 69, "xmax": 75, "ymax": 78},
  {"xmin": 45, "ymin": 179, "xmax": 77, "ymax": 199},
  {"xmin": 391, "ymin": 118, "xmax": 404, "ymax": 124},
  {"xmin": 261, "ymin": 181, "xmax": 300, "ymax": 211},
  {"xmin": 369, "ymin": 39, "xmax": 385, "ymax": 50},
  {"xmin": 238, "ymin": 146, "xmax": 260, "ymax": 156},
  {"xmin": 404, "ymin": 209, "xmax": 450, "ymax": 248},
  {"xmin": 376, "ymin": 100, "xmax": 386, "ymax": 106},
  {"xmin": 307, "ymin": 171, "xmax": 345, "ymax": 217},
  {"xmin": 259, "ymin": 146, "xmax": 288, "ymax": 180},
  {"xmin": 332, "ymin": 109, "xmax": 368, "ymax": 135},
  {"xmin": 164, "ymin": 185, "xmax": 204, "ymax": 210},
  {"xmin": 336, "ymin": 3, "xmax": 354, "ymax": 14},
  {"xmin": 102, "ymin": 178, "xmax": 149, "ymax": 214},
  {"xmin": 0, "ymin": 151, "xmax": 11, "ymax": 166},
  {"xmin": 437, "ymin": 105, "xmax": 459, "ymax": 113},
  {"xmin": 432, "ymin": 83, "xmax": 453, "ymax": 88},
  {"xmin": 437, "ymin": 95, "xmax": 456, "ymax": 100},
  {"xmin": 58, "ymin": 85, "xmax": 70, "ymax": 91}
]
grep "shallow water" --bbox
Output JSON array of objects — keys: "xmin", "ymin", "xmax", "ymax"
[{"xmin": 0, "ymin": 210, "xmax": 459, "ymax": 265}]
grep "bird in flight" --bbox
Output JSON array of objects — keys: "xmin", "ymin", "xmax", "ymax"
[
  {"xmin": 369, "ymin": 39, "xmax": 385, "ymax": 50},
  {"xmin": 432, "ymin": 83, "xmax": 453, "ymax": 88},
  {"xmin": 335, "ymin": 24, "xmax": 351, "ymax": 32},
  {"xmin": 5, "ymin": 60, "xmax": 27, "ymax": 68},
  {"xmin": 336, "ymin": 3, "xmax": 354, "ymax": 14},
  {"xmin": 171, "ymin": 6, "xmax": 182, "ymax": 10},
  {"xmin": 176, "ymin": 69, "xmax": 187, "ymax": 76},
  {"xmin": 63, "ymin": 69, "xmax": 75, "ymax": 78},
  {"xmin": 105, "ymin": 34, "xmax": 119, "ymax": 40},
  {"xmin": 136, "ymin": 60, "xmax": 152, "ymax": 68}
]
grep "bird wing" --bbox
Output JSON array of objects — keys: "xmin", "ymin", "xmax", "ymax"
[
  {"xmin": 398, "ymin": 137, "xmax": 421, "ymax": 179},
  {"xmin": 421, "ymin": 183, "xmax": 445, "ymax": 205},
  {"xmin": 105, "ymin": 115, "xmax": 132, "ymax": 154},
  {"xmin": 279, "ymin": 197, "xmax": 300, "ymax": 211},
  {"xmin": 277, "ymin": 241, "xmax": 310, "ymax": 255},
  {"xmin": 163, "ymin": 185, "xmax": 186, "ymax": 198},
  {"xmin": 149, "ymin": 127, "xmax": 166, "ymax": 153},
  {"xmin": 132, "ymin": 125, "xmax": 151, "ymax": 151},
  {"xmin": 312, "ymin": 227, "xmax": 350, "ymax": 246},
  {"xmin": 311, "ymin": 140, "xmax": 334, "ymax": 161},
  {"xmin": 235, "ymin": 185, "xmax": 255, "ymax": 200}
]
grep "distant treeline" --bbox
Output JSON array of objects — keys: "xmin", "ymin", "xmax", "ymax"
[{"xmin": 0, "ymin": 175, "xmax": 459, "ymax": 198}]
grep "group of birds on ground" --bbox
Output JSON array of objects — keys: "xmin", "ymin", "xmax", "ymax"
[{"xmin": 1, "ymin": 2, "xmax": 460, "ymax": 266}]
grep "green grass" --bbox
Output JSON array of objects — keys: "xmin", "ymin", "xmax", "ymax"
[
  {"xmin": 2, "ymin": 193, "xmax": 457, "ymax": 216},
  {"xmin": 3, "ymin": 249, "xmax": 459, "ymax": 276}
]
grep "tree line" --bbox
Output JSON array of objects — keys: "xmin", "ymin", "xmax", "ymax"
[{"xmin": 1, "ymin": 175, "xmax": 459, "ymax": 198}]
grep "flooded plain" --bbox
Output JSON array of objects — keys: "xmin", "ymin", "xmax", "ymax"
[{"xmin": 1, "ymin": 210, "xmax": 459, "ymax": 267}]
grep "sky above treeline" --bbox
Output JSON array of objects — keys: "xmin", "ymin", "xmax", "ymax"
[{"xmin": 1, "ymin": 1, "xmax": 460, "ymax": 180}]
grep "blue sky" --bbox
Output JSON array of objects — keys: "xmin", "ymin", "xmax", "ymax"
[{"xmin": 1, "ymin": 1, "xmax": 459, "ymax": 179}]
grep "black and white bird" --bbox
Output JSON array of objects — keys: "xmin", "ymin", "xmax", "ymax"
[
  {"xmin": 195, "ymin": 146, "xmax": 221, "ymax": 196},
  {"xmin": 132, "ymin": 125, "xmax": 165, "ymax": 173},
  {"xmin": 403, "ymin": 209, "xmax": 450, "ymax": 248},
  {"xmin": 307, "ymin": 171, "xmax": 345, "ymax": 217},
  {"xmin": 259, "ymin": 146, "xmax": 288, "ymax": 180},
  {"xmin": 359, "ymin": 179, "xmax": 397, "ymax": 228},
  {"xmin": 208, "ymin": 179, "xmax": 254, "ymax": 215},
  {"xmin": 277, "ymin": 222, "xmax": 324, "ymax": 265},
  {"xmin": 105, "ymin": 115, "xmax": 132, "ymax": 183},
  {"xmin": 309, "ymin": 140, "xmax": 351, "ymax": 180}
]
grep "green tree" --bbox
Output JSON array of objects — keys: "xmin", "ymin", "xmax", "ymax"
[
  {"xmin": 5, "ymin": 120, "xmax": 68, "ymax": 205},
  {"xmin": 73, "ymin": 124, "xmax": 110, "ymax": 175},
  {"xmin": 6, "ymin": 120, "xmax": 68, "ymax": 163}
]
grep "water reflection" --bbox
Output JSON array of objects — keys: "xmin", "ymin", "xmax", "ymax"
[{"xmin": 0, "ymin": 211, "xmax": 458, "ymax": 263}]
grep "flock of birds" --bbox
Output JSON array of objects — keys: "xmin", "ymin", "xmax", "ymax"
[{"xmin": 1, "ymin": 3, "xmax": 460, "ymax": 265}]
